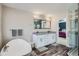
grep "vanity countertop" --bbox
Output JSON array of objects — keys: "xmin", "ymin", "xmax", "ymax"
[{"xmin": 33, "ymin": 31, "xmax": 56, "ymax": 35}]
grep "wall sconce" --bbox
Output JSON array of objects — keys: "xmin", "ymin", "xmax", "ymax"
[
  {"xmin": 33, "ymin": 15, "xmax": 39, "ymax": 19},
  {"xmin": 33, "ymin": 11, "xmax": 45, "ymax": 20},
  {"xmin": 33, "ymin": 14, "xmax": 45, "ymax": 20},
  {"xmin": 45, "ymin": 15, "xmax": 53, "ymax": 21}
]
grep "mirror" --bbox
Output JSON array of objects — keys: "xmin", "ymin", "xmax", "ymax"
[{"xmin": 34, "ymin": 19, "xmax": 51, "ymax": 29}]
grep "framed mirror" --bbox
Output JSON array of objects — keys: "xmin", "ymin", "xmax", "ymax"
[{"xmin": 34, "ymin": 19, "xmax": 51, "ymax": 29}]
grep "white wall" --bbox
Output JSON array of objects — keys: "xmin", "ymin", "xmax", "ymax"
[
  {"xmin": 2, "ymin": 5, "xmax": 68, "ymax": 46},
  {"xmin": 2, "ymin": 6, "xmax": 33, "ymax": 45},
  {"xmin": 0, "ymin": 4, "xmax": 2, "ymax": 49},
  {"xmin": 2, "ymin": 6, "xmax": 55, "ymax": 45}
]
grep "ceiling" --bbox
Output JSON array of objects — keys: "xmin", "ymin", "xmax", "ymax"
[{"xmin": 3, "ymin": 3, "xmax": 72, "ymax": 16}]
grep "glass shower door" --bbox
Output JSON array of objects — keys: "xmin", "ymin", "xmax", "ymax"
[{"xmin": 69, "ymin": 19, "xmax": 78, "ymax": 48}]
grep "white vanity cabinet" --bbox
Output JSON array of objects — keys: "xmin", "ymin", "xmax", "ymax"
[{"xmin": 32, "ymin": 32, "xmax": 56, "ymax": 48}]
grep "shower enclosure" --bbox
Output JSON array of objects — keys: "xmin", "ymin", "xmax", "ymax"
[
  {"xmin": 68, "ymin": 4, "xmax": 78, "ymax": 48},
  {"xmin": 69, "ymin": 18, "xmax": 78, "ymax": 48}
]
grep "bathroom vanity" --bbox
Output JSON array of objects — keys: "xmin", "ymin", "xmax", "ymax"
[{"xmin": 32, "ymin": 32, "xmax": 57, "ymax": 48}]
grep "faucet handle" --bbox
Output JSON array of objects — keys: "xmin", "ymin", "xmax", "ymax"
[{"xmin": 3, "ymin": 45, "xmax": 9, "ymax": 52}]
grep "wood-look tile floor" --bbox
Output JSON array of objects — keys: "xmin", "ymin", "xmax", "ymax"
[{"xmin": 32, "ymin": 44, "xmax": 70, "ymax": 56}]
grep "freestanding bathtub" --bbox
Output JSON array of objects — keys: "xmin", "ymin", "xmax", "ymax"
[{"xmin": 0, "ymin": 39, "xmax": 32, "ymax": 56}]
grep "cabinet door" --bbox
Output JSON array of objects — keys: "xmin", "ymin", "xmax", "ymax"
[
  {"xmin": 44, "ymin": 34, "xmax": 56, "ymax": 45},
  {"xmin": 34, "ymin": 35, "xmax": 45, "ymax": 48},
  {"xmin": 51, "ymin": 34, "xmax": 57, "ymax": 43},
  {"xmin": 46, "ymin": 34, "xmax": 55, "ymax": 44}
]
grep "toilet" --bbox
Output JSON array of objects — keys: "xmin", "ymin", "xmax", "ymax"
[{"xmin": 0, "ymin": 39, "xmax": 32, "ymax": 56}]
